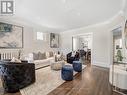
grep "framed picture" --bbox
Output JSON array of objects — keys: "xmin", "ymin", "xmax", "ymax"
[
  {"xmin": 124, "ymin": 20, "xmax": 127, "ymax": 49},
  {"xmin": 0, "ymin": 22, "xmax": 23, "ymax": 48},
  {"xmin": 50, "ymin": 33, "xmax": 59, "ymax": 48}
]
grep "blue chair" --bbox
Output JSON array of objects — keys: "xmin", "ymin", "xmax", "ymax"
[
  {"xmin": 73, "ymin": 61, "xmax": 82, "ymax": 72},
  {"xmin": 61, "ymin": 65, "xmax": 73, "ymax": 81}
]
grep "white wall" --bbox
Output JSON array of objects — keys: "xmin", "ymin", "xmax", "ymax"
[
  {"xmin": 23, "ymin": 27, "xmax": 54, "ymax": 54},
  {"xmin": 60, "ymin": 23, "xmax": 110, "ymax": 68},
  {"xmin": 0, "ymin": 10, "xmax": 126, "ymax": 68},
  {"xmin": 73, "ymin": 37, "xmax": 79, "ymax": 51},
  {"xmin": 0, "ymin": 19, "xmax": 59, "ymax": 56},
  {"xmin": 60, "ymin": 12, "xmax": 126, "ymax": 68}
]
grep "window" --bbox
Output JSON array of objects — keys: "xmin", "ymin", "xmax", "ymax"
[{"xmin": 37, "ymin": 32, "xmax": 44, "ymax": 40}]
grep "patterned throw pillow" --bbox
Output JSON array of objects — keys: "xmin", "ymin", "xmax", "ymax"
[
  {"xmin": 38, "ymin": 52, "xmax": 46, "ymax": 60},
  {"xmin": 33, "ymin": 53, "xmax": 39, "ymax": 60},
  {"xmin": 49, "ymin": 52, "xmax": 54, "ymax": 57},
  {"xmin": 11, "ymin": 57, "xmax": 21, "ymax": 63},
  {"xmin": 57, "ymin": 55, "xmax": 62, "ymax": 61},
  {"xmin": 46, "ymin": 52, "xmax": 49, "ymax": 58}
]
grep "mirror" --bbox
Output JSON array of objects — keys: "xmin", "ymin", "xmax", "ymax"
[
  {"xmin": 112, "ymin": 27, "xmax": 122, "ymax": 62},
  {"xmin": 110, "ymin": 27, "xmax": 127, "ymax": 95},
  {"xmin": 124, "ymin": 20, "xmax": 127, "ymax": 49}
]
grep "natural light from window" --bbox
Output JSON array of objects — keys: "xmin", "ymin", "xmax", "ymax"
[{"xmin": 37, "ymin": 32, "xmax": 43, "ymax": 40}]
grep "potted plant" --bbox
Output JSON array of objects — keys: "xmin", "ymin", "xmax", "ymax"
[{"xmin": 115, "ymin": 49, "xmax": 123, "ymax": 62}]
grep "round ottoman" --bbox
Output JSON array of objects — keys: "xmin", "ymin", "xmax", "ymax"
[
  {"xmin": 51, "ymin": 61, "xmax": 65, "ymax": 70},
  {"xmin": 61, "ymin": 65, "xmax": 73, "ymax": 81},
  {"xmin": 73, "ymin": 61, "xmax": 82, "ymax": 72}
]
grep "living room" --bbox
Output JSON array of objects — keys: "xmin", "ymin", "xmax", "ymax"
[{"xmin": 0, "ymin": 0, "xmax": 127, "ymax": 95}]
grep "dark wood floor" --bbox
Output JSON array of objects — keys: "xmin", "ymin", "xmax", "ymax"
[
  {"xmin": 48, "ymin": 65, "xmax": 113, "ymax": 95},
  {"xmin": 0, "ymin": 65, "xmax": 121, "ymax": 95}
]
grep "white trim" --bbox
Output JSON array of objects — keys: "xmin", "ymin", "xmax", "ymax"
[{"xmin": 92, "ymin": 61, "xmax": 110, "ymax": 68}]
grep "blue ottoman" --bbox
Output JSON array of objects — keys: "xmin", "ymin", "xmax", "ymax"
[
  {"xmin": 73, "ymin": 61, "xmax": 82, "ymax": 72},
  {"xmin": 61, "ymin": 65, "xmax": 73, "ymax": 81}
]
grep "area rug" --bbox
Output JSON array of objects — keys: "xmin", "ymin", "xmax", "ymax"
[{"xmin": 20, "ymin": 65, "xmax": 86, "ymax": 95}]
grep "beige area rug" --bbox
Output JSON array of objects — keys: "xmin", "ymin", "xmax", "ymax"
[{"xmin": 20, "ymin": 65, "xmax": 86, "ymax": 95}]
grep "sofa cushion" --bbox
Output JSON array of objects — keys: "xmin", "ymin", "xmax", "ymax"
[
  {"xmin": 11, "ymin": 57, "xmax": 21, "ymax": 63},
  {"xmin": 46, "ymin": 52, "xmax": 49, "ymax": 58},
  {"xmin": 49, "ymin": 52, "xmax": 54, "ymax": 57},
  {"xmin": 34, "ymin": 57, "xmax": 54, "ymax": 64},
  {"xmin": 33, "ymin": 53, "xmax": 39, "ymax": 60},
  {"xmin": 38, "ymin": 52, "xmax": 46, "ymax": 60},
  {"xmin": 34, "ymin": 57, "xmax": 54, "ymax": 69}
]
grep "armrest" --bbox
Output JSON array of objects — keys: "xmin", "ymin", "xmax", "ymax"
[{"xmin": 0, "ymin": 62, "xmax": 35, "ymax": 92}]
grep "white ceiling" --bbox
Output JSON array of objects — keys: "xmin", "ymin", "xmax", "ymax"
[{"xmin": 3, "ymin": 0, "xmax": 126, "ymax": 31}]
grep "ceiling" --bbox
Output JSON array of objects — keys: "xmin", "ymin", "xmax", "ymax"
[{"xmin": 2, "ymin": 0, "xmax": 126, "ymax": 31}]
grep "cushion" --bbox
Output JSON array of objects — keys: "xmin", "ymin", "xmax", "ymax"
[
  {"xmin": 34, "ymin": 57, "xmax": 54, "ymax": 69},
  {"xmin": 46, "ymin": 52, "xmax": 49, "ymax": 58},
  {"xmin": 11, "ymin": 57, "xmax": 21, "ymax": 63},
  {"xmin": 33, "ymin": 53, "xmax": 39, "ymax": 60},
  {"xmin": 71, "ymin": 51, "xmax": 75, "ymax": 57},
  {"xmin": 34, "ymin": 57, "xmax": 54, "ymax": 64},
  {"xmin": 57, "ymin": 54, "xmax": 62, "ymax": 61},
  {"xmin": 49, "ymin": 52, "xmax": 54, "ymax": 57},
  {"xmin": 38, "ymin": 52, "xmax": 46, "ymax": 60}
]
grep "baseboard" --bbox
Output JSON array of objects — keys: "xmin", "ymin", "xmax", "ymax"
[{"xmin": 92, "ymin": 61, "xmax": 110, "ymax": 68}]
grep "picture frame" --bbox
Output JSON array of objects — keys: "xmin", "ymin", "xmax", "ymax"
[
  {"xmin": 50, "ymin": 33, "xmax": 59, "ymax": 48},
  {"xmin": 0, "ymin": 22, "xmax": 23, "ymax": 49},
  {"xmin": 124, "ymin": 20, "xmax": 127, "ymax": 49}
]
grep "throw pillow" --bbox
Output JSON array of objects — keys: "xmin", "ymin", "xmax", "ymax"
[
  {"xmin": 33, "ymin": 52, "xmax": 39, "ymax": 60},
  {"xmin": 46, "ymin": 52, "xmax": 49, "ymax": 58},
  {"xmin": 49, "ymin": 51, "xmax": 54, "ymax": 57},
  {"xmin": 11, "ymin": 57, "xmax": 21, "ymax": 63},
  {"xmin": 38, "ymin": 52, "xmax": 46, "ymax": 60}
]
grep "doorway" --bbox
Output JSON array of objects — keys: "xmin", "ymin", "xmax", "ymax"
[{"xmin": 72, "ymin": 33, "xmax": 92, "ymax": 65}]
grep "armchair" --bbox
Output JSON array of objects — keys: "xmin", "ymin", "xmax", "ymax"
[
  {"xmin": 0, "ymin": 61, "xmax": 35, "ymax": 93},
  {"xmin": 66, "ymin": 52, "xmax": 79, "ymax": 64}
]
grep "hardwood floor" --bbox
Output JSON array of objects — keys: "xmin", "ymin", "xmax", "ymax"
[
  {"xmin": 48, "ymin": 65, "xmax": 113, "ymax": 95},
  {"xmin": 0, "ymin": 65, "xmax": 121, "ymax": 95}
]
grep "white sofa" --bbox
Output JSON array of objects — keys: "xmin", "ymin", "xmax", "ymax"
[
  {"xmin": 27, "ymin": 52, "xmax": 54, "ymax": 69},
  {"xmin": 34, "ymin": 57, "xmax": 54, "ymax": 69}
]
